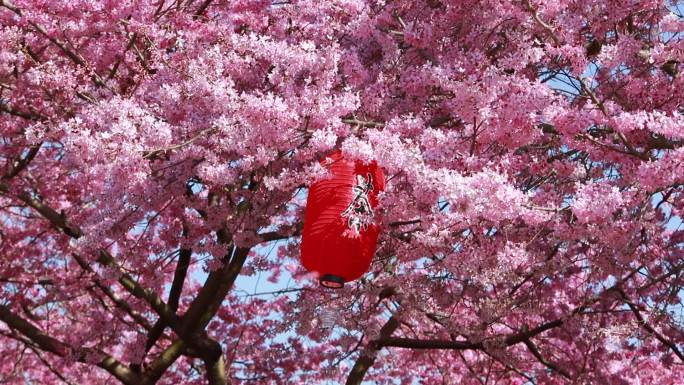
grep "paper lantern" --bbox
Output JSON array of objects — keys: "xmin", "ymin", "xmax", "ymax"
[{"xmin": 300, "ymin": 150, "xmax": 385, "ymax": 288}]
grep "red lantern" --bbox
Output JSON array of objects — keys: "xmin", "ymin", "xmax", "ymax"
[{"xmin": 300, "ymin": 150, "xmax": 385, "ymax": 288}]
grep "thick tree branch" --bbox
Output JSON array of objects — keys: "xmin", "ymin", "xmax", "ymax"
[
  {"xmin": 1, "ymin": 169, "xmax": 244, "ymax": 382},
  {"xmin": 180, "ymin": 247, "xmax": 250, "ymax": 335},
  {"xmin": 2, "ymin": 143, "xmax": 42, "ymax": 180},
  {"xmin": 257, "ymin": 231, "xmax": 291, "ymax": 243},
  {"xmin": 257, "ymin": 223, "xmax": 302, "ymax": 243},
  {"xmin": 168, "ymin": 248, "xmax": 192, "ymax": 309},
  {"xmin": 0, "ymin": 305, "xmax": 140, "ymax": 385},
  {"xmin": 145, "ymin": 339, "xmax": 187, "ymax": 384},
  {"xmin": 346, "ymin": 316, "xmax": 400, "ymax": 385},
  {"xmin": 341, "ymin": 117, "xmax": 385, "ymax": 128},
  {"xmin": 0, "ymin": 0, "xmax": 20, "ymax": 14},
  {"xmin": 0, "ymin": 183, "xmax": 83, "ymax": 238},
  {"xmin": 388, "ymin": 219, "xmax": 422, "ymax": 227},
  {"xmin": 206, "ymin": 354, "xmax": 228, "ymax": 385},
  {"xmin": 0, "ymin": 185, "xmax": 180, "ymax": 331}
]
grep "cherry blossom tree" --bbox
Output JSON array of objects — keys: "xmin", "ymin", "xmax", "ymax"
[{"xmin": 1, "ymin": 0, "xmax": 683, "ymax": 384}]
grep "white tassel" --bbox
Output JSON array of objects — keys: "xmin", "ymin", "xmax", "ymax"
[{"xmin": 320, "ymin": 307, "xmax": 338, "ymax": 330}]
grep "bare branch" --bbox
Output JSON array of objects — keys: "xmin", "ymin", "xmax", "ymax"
[
  {"xmin": 257, "ymin": 223, "xmax": 302, "ymax": 243},
  {"xmin": 341, "ymin": 118, "xmax": 385, "ymax": 128},
  {"xmin": 0, "ymin": 0, "xmax": 20, "ymax": 14},
  {"xmin": 388, "ymin": 219, "xmax": 421, "ymax": 227}
]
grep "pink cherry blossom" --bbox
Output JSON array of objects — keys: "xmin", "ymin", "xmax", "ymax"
[{"xmin": 1, "ymin": 1, "xmax": 683, "ymax": 384}]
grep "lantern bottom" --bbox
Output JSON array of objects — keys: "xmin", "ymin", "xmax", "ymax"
[{"xmin": 319, "ymin": 274, "xmax": 345, "ymax": 289}]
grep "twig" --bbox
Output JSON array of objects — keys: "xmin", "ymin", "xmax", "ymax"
[
  {"xmin": 524, "ymin": 0, "xmax": 561, "ymax": 47},
  {"xmin": 341, "ymin": 118, "xmax": 385, "ymax": 128},
  {"xmin": 617, "ymin": 289, "xmax": 684, "ymax": 362},
  {"xmin": 143, "ymin": 127, "xmax": 216, "ymax": 159}
]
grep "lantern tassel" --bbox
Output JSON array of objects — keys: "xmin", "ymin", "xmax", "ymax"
[{"xmin": 320, "ymin": 306, "xmax": 339, "ymax": 330}]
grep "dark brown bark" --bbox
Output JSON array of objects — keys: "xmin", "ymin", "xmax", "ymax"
[
  {"xmin": 346, "ymin": 316, "xmax": 400, "ymax": 385},
  {"xmin": 0, "ymin": 305, "xmax": 140, "ymax": 385}
]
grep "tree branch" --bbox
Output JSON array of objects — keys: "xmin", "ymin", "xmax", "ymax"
[
  {"xmin": 618, "ymin": 289, "xmax": 684, "ymax": 363},
  {"xmin": 341, "ymin": 118, "xmax": 385, "ymax": 128},
  {"xmin": 145, "ymin": 339, "xmax": 187, "ymax": 383},
  {"xmin": 0, "ymin": 0, "xmax": 20, "ymax": 15},
  {"xmin": 144, "ymin": 247, "xmax": 192, "ymax": 352},
  {"xmin": 523, "ymin": 0, "xmax": 561, "ymax": 47},
  {"xmin": 257, "ymin": 224, "xmax": 302, "ymax": 243},
  {"xmin": 168, "ymin": 248, "xmax": 192, "ymax": 310},
  {"xmin": 0, "ymin": 101, "xmax": 43, "ymax": 121},
  {"xmin": 142, "ymin": 127, "xmax": 215, "ymax": 160},
  {"xmin": 1, "ymin": 0, "xmax": 108, "ymax": 90},
  {"xmin": 0, "ymin": 305, "xmax": 140, "ymax": 385},
  {"xmin": 379, "ymin": 337, "xmax": 480, "ymax": 350},
  {"xmin": 1, "ymin": 173, "xmax": 240, "ymax": 383},
  {"xmin": 346, "ymin": 316, "xmax": 400, "ymax": 385},
  {"xmin": 72, "ymin": 254, "xmax": 152, "ymax": 331},
  {"xmin": 521, "ymin": 335, "xmax": 571, "ymax": 379},
  {"xmin": 378, "ymin": 319, "xmax": 564, "ymax": 350},
  {"xmin": 2, "ymin": 143, "xmax": 42, "ymax": 180},
  {"xmin": 0, "ymin": 186, "xmax": 180, "ymax": 332},
  {"xmin": 206, "ymin": 354, "xmax": 228, "ymax": 385},
  {"xmin": 388, "ymin": 219, "xmax": 421, "ymax": 227},
  {"xmin": 96, "ymin": 250, "xmax": 181, "ymax": 331},
  {"xmin": 180, "ymin": 247, "xmax": 250, "ymax": 335},
  {"xmin": 194, "ymin": 0, "xmax": 213, "ymax": 16},
  {"xmin": 0, "ymin": 183, "xmax": 83, "ymax": 238},
  {"xmin": 28, "ymin": 345, "xmax": 82, "ymax": 385}
]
